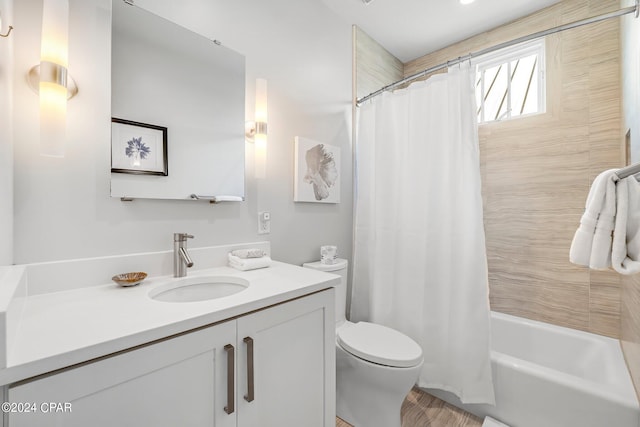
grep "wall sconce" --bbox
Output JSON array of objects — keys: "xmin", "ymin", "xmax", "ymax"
[
  {"xmin": 245, "ymin": 78, "xmax": 268, "ymax": 179},
  {"xmin": 26, "ymin": 0, "xmax": 77, "ymax": 158}
]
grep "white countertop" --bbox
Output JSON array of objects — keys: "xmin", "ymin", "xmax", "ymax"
[{"xmin": 0, "ymin": 261, "xmax": 338, "ymax": 386}]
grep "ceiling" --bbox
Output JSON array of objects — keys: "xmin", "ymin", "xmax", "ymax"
[{"xmin": 321, "ymin": 0, "xmax": 562, "ymax": 63}]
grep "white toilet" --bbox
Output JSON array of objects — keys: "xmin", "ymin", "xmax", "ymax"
[{"xmin": 303, "ymin": 259, "xmax": 424, "ymax": 427}]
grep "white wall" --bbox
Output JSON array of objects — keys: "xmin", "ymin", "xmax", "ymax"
[
  {"xmin": 622, "ymin": 0, "xmax": 640, "ymax": 164},
  {"xmin": 0, "ymin": 0, "xmax": 13, "ymax": 265},
  {"xmin": 12, "ymin": 0, "xmax": 353, "ymax": 266}
]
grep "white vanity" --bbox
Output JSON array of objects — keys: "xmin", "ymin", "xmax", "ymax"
[{"xmin": 0, "ymin": 243, "xmax": 337, "ymax": 427}]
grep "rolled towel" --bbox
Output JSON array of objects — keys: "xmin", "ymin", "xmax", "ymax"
[
  {"xmin": 589, "ymin": 172, "xmax": 616, "ymax": 269},
  {"xmin": 230, "ymin": 248, "xmax": 266, "ymax": 259},
  {"xmin": 570, "ymin": 169, "xmax": 617, "ymax": 267},
  {"xmin": 612, "ymin": 176, "xmax": 640, "ymax": 274},
  {"xmin": 228, "ymin": 253, "xmax": 272, "ymax": 271}
]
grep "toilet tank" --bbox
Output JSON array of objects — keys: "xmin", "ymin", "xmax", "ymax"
[{"xmin": 302, "ymin": 258, "xmax": 348, "ymax": 325}]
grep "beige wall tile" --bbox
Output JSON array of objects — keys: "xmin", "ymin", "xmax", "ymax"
[
  {"xmin": 404, "ymin": 0, "xmax": 622, "ymax": 338},
  {"xmin": 621, "ymin": 275, "xmax": 640, "ymax": 399},
  {"xmin": 355, "ymin": 26, "xmax": 403, "ymax": 101}
]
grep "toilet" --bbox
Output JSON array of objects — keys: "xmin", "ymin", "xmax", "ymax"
[{"xmin": 303, "ymin": 259, "xmax": 423, "ymax": 427}]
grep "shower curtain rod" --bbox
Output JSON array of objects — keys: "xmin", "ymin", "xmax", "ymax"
[{"xmin": 356, "ymin": 1, "xmax": 639, "ymax": 106}]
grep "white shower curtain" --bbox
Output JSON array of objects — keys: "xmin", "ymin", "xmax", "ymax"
[{"xmin": 352, "ymin": 64, "xmax": 495, "ymax": 404}]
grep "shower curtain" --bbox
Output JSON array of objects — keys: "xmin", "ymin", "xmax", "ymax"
[{"xmin": 352, "ymin": 64, "xmax": 495, "ymax": 404}]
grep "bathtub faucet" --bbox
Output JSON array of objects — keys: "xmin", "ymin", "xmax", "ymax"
[{"xmin": 173, "ymin": 233, "xmax": 194, "ymax": 277}]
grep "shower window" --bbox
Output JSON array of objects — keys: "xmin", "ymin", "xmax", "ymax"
[{"xmin": 474, "ymin": 39, "xmax": 546, "ymax": 123}]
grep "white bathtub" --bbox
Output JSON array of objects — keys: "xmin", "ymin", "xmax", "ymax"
[{"xmin": 426, "ymin": 311, "xmax": 640, "ymax": 427}]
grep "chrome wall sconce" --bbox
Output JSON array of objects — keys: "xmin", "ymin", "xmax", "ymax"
[
  {"xmin": 245, "ymin": 120, "xmax": 267, "ymax": 143},
  {"xmin": 25, "ymin": 0, "xmax": 78, "ymax": 157},
  {"xmin": 27, "ymin": 62, "xmax": 78, "ymax": 99},
  {"xmin": 245, "ymin": 78, "xmax": 268, "ymax": 179}
]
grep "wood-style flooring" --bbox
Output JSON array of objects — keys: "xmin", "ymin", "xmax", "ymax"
[{"xmin": 336, "ymin": 387, "xmax": 483, "ymax": 427}]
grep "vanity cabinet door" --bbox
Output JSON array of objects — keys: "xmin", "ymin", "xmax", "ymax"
[
  {"xmin": 7, "ymin": 320, "xmax": 237, "ymax": 427},
  {"xmin": 236, "ymin": 289, "xmax": 335, "ymax": 427}
]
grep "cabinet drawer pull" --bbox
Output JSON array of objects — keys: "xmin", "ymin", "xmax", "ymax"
[
  {"xmin": 224, "ymin": 344, "xmax": 235, "ymax": 414},
  {"xmin": 243, "ymin": 337, "xmax": 255, "ymax": 402}
]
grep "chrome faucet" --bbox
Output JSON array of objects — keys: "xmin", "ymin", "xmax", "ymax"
[{"xmin": 173, "ymin": 233, "xmax": 194, "ymax": 277}]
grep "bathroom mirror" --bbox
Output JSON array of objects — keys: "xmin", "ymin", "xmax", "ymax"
[{"xmin": 110, "ymin": 0, "xmax": 245, "ymax": 200}]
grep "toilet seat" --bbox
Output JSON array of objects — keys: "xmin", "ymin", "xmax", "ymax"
[{"xmin": 337, "ymin": 322, "xmax": 423, "ymax": 368}]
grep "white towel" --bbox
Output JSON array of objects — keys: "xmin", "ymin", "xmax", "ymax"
[
  {"xmin": 230, "ymin": 248, "xmax": 266, "ymax": 259},
  {"xmin": 589, "ymin": 173, "xmax": 616, "ymax": 269},
  {"xmin": 228, "ymin": 253, "xmax": 272, "ymax": 271},
  {"xmin": 570, "ymin": 169, "xmax": 618, "ymax": 268},
  {"xmin": 612, "ymin": 176, "xmax": 640, "ymax": 274}
]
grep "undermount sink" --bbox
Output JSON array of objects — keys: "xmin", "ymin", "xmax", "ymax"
[{"xmin": 149, "ymin": 276, "xmax": 249, "ymax": 303}]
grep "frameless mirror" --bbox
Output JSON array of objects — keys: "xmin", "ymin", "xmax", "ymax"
[{"xmin": 110, "ymin": 0, "xmax": 245, "ymax": 200}]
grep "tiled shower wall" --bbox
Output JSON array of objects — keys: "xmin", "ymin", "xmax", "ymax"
[
  {"xmin": 354, "ymin": 26, "xmax": 403, "ymax": 101},
  {"xmin": 404, "ymin": 0, "xmax": 623, "ymax": 338},
  {"xmin": 356, "ymin": 0, "xmax": 624, "ymax": 338}
]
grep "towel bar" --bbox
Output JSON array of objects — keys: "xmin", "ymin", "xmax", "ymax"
[{"xmin": 615, "ymin": 163, "xmax": 640, "ymax": 180}]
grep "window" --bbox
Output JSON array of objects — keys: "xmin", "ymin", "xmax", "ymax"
[{"xmin": 474, "ymin": 39, "xmax": 545, "ymax": 124}]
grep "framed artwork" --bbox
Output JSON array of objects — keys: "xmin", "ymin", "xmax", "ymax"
[
  {"xmin": 294, "ymin": 136, "xmax": 340, "ymax": 203},
  {"xmin": 111, "ymin": 118, "xmax": 168, "ymax": 176}
]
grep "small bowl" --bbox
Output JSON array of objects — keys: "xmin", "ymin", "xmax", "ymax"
[{"xmin": 112, "ymin": 272, "xmax": 147, "ymax": 287}]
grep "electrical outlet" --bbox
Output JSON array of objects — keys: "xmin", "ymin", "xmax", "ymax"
[{"xmin": 258, "ymin": 211, "xmax": 271, "ymax": 234}]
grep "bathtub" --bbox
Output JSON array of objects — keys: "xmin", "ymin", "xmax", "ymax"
[{"xmin": 425, "ymin": 311, "xmax": 640, "ymax": 427}]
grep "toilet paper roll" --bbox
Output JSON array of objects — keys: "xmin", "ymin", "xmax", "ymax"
[{"xmin": 321, "ymin": 245, "xmax": 337, "ymax": 265}]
